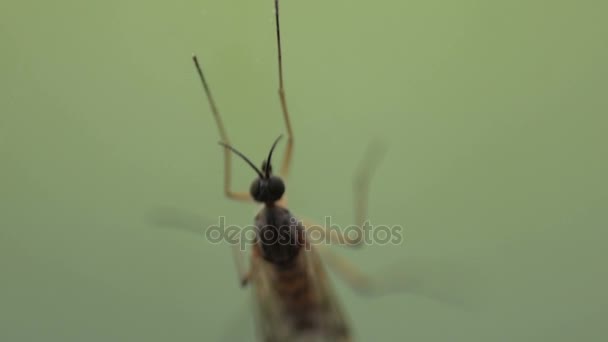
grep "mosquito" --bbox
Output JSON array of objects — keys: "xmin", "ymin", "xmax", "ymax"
[{"xmin": 192, "ymin": 1, "xmax": 384, "ymax": 340}]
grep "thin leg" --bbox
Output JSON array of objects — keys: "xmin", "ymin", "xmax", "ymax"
[
  {"xmin": 352, "ymin": 141, "xmax": 387, "ymax": 237},
  {"xmin": 274, "ymin": 0, "xmax": 294, "ymax": 180},
  {"xmin": 315, "ymin": 244, "xmax": 374, "ymax": 294},
  {"xmin": 192, "ymin": 55, "xmax": 252, "ymax": 202},
  {"xmin": 300, "ymin": 142, "xmax": 387, "ymax": 247},
  {"xmin": 231, "ymin": 244, "xmax": 251, "ymax": 287}
]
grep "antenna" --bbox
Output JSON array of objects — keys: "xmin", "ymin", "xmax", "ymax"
[
  {"xmin": 218, "ymin": 142, "xmax": 264, "ymax": 179},
  {"xmin": 265, "ymin": 135, "xmax": 284, "ymax": 178}
]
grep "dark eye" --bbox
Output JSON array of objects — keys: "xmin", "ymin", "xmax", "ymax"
[
  {"xmin": 250, "ymin": 177, "xmax": 285, "ymax": 203},
  {"xmin": 250, "ymin": 179, "xmax": 263, "ymax": 202},
  {"xmin": 267, "ymin": 176, "xmax": 285, "ymax": 201}
]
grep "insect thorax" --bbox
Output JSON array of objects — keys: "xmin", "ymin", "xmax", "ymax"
[{"xmin": 254, "ymin": 206, "xmax": 304, "ymax": 267}]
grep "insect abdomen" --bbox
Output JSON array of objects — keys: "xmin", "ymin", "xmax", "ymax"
[{"xmin": 274, "ymin": 258, "xmax": 350, "ymax": 340}]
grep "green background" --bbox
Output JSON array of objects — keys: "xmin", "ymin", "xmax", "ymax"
[{"xmin": 1, "ymin": 0, "xmax": 607, "ymax": 341}]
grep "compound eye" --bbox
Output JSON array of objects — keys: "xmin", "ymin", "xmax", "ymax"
[
  {"xmin": 267, "ymin": 176, "xmax": 285, "ymax": 202},
  {"xmin": 250, "ymin": 179, "xmax": 264, "ymax": 202}
]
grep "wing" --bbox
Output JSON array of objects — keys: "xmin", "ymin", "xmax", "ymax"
[{"xmin": 249, "ymin": 244, "xmax": 351, "ymax": 342}]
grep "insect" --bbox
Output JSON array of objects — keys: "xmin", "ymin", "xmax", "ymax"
[{"xmin": 192, "ymin": 1, "xmax": 383, "ymax": 341}]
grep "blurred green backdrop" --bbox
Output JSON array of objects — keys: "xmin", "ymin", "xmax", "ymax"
[{"xmin": 1, "ymin": 0, "xmax": 607, "ymax": 341}]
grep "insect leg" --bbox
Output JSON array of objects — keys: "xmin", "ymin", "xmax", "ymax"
[
  {"xmin": 315, "ymin": 244, "xmax": 374, "ymax": 294},
  {"xmin": 301, "ymin": 142, "xmax": 387, "ymax": 247},
  {"xmin": 274, "ymin": 0, "xmax": 295, "ymax": 180},
  {"xmin": 231, "ymin": 244, "xmax": 251, "ymax": 287},
  {"xmin": 192, "ymin": 56, "xmax": 252, "ymax": 202},
  {"xmin": 352, "ymin": 141, "xmax": 387, "ymax": 243}
]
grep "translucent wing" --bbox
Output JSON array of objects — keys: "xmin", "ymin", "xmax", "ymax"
[{"xmin": 250, "ymin": 243, "xmax": 351, "ymax": 342}]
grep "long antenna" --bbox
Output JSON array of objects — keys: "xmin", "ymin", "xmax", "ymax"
[
  {"xmin": 218, "ymin": 142, "xmax": 264, "ymax": 179},
  {"xmin": 265, "ymin": 135, "xmax": 283, "ymax": 178}
]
